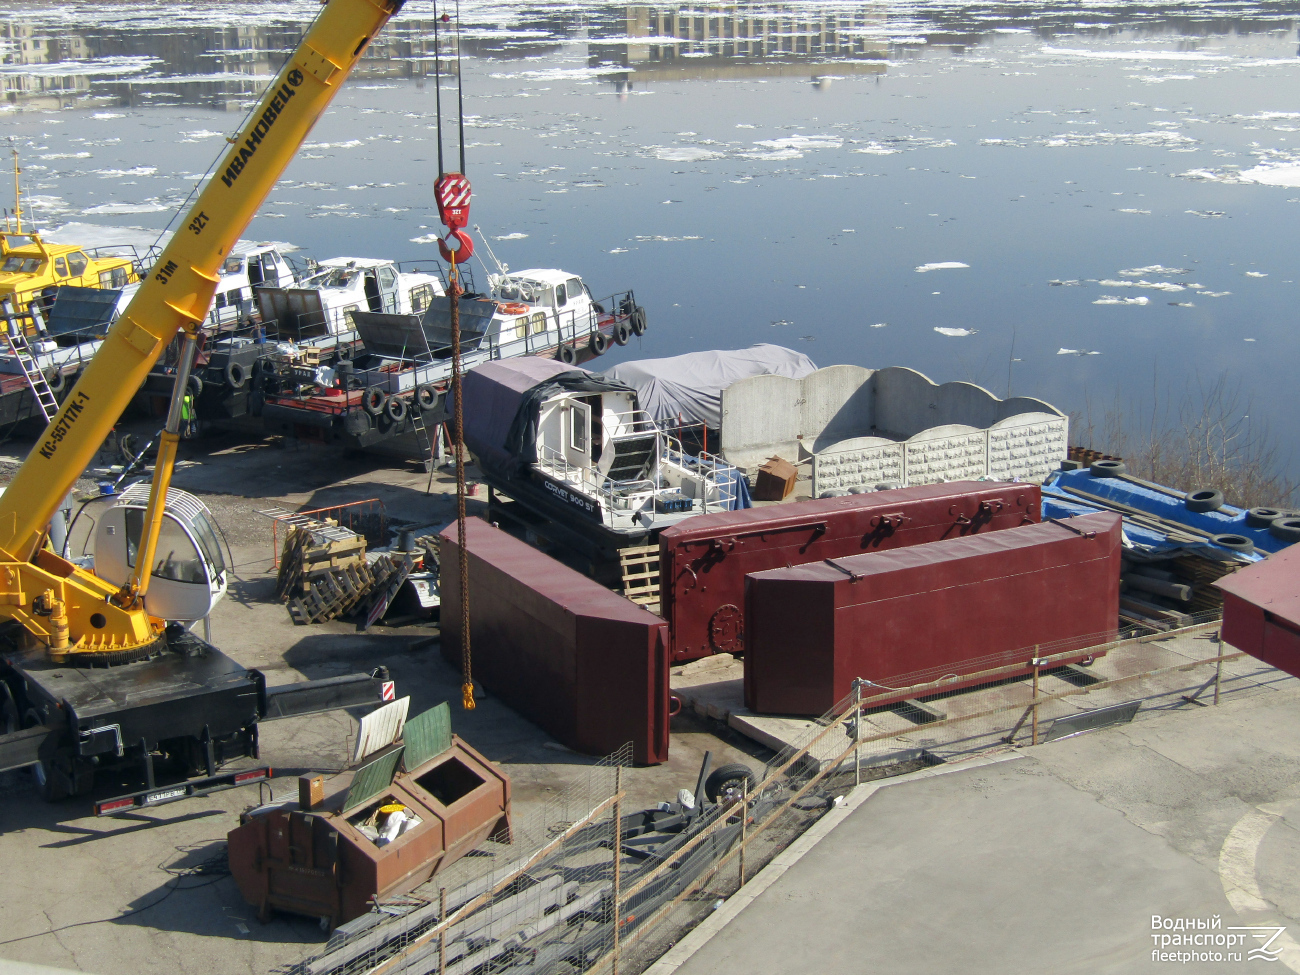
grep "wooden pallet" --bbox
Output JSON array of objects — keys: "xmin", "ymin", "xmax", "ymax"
[
  {"xmin": 619, "ymin": 544, "xmax": 661, "ymax": 615},
  {"xmin": 275, "ymin": 523, "xmax": 367, "ymax": 602},
  {"xmin": 287, "ymin": 561, "xmax": 376, "ymax": 625}
]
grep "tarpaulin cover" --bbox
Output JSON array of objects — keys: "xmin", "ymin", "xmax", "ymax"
[
  {"xmin": 462, "ymin": 358, "xmax": 634, "ymax": 479},
  {"xmin": 605, "ymin": 344, "xmax": 817, "ymax": 429}
]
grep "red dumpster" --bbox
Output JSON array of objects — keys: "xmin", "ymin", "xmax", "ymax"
[
  {"xmin": 744, "ymin": 512, "xmax": 1122, "ymax": 715},
  {"xmin": 440, "ymin": 518, "xmax": 670, "ymax": 764},
  {"xmin": 658, "ymin": 481, "xmax": 1041, "ymax": 664}
]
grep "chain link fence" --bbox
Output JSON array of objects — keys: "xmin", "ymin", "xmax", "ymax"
[{"xmin": 287, "ymin": 615, "xmax": 1292, "ymax": 975}]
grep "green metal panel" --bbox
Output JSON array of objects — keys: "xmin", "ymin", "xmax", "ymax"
[
  {"xmin": 403, "ymin": 702, "xmax": 452, "ymax": 770},
  {"xmin": 344, "ymin": 746, "xmax": 404, "ymax": 812}
]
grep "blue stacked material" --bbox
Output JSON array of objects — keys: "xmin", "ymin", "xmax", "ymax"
[{"xmin": 1042, "ymin": 466, "xmax": 1288, "ymax": 561}]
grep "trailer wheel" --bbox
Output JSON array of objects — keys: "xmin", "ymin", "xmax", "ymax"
[
  {"xmin": 364, "ymin": 386, "xmax": 388, "ymax": 416},
  {"xmin": 704, "ymin": 763, "xmax": 757, "ymax": 805}
]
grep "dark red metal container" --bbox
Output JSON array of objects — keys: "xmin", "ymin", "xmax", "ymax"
[
  {"xmin": 744, "ymin": 512, "xmax": 1122, "ymax": 715},
  {"xmin": 1219, "ymin": 545, "xmax": 1300, "ymax": 679},
  {"xmin": 440, "ymin": 518, "xmax": 670, "ymax": 764},
  {"xmin": 658, "ymin": 481, "xmax": 1042, "ymax": 664}
]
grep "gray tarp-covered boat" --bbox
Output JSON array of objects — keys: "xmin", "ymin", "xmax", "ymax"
[{"xmin": 604, "ymin": 344, "xmax": 817, "ymax": 429}]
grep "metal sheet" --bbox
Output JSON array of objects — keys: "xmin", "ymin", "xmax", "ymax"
[
  {"xmin": 353, "ymin": 696, "xmax": 410, "ymax": 763},
  {"xmin": 439, "ymin": 517, "xmax": 670, "ymax": 764},
  {"xmin": 403, "ymin": 702, "xmax": 452, "ymax": 770},
  {"xmin": 744, "ymin": 512, "xmax": 1122, "ymax": 715},
  {"xmin": 1043, "ymin": 700, "xmax": 1141, "ymax": 742},
  {"xmin": 343, "ymin": 745, "xmax": 404, "ymax": 812},
  {"xmin": 46, "ymin": 286, "xmax": 121, "ymax": 337},
  {"xmin": 658, "ymin": 481, "xmax": 1042, "ymax": 664}
]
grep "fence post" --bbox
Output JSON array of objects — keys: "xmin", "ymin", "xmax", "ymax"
[
  {"xmin": 853, "ymin": 678, "xmax": 862, "ymax": 788},
  {"xmin": 1214, "ymin": 632, "xmax": 1224, "ymax": 706},
  {"xmin": 739, "ymin": 783, "xmax": 748, "ymax": 887},
  {"xmin": 438, "ymin": 887, "xmax": 446, "ymax": 974},
  {"xmin": 1031, "ymin": 648, "xmax": 1041, "ymax": 746},
  {"xmin": 612, "ymin": 766, "xmax": 623, "ymax": 975}
]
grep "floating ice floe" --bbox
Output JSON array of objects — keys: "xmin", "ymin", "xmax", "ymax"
[
  {"xmin": 853, "ymin": 143, "xmax": 902, "ymax": 155},
  {"xmin": 493, "ymin": 232, "xmax": 528, "ymax": 241},
  {"xmin": 1185, "ymin": 210, "xmax": 1226, "ymax": 218},
  {"xmin": 1170, "ymin": 302, "xmax": 1195, "ymax": 307},
  {"xmin": 1197, "ymin": 290, "xmax": 1232, "ymax": 297},
  {"xmin": 1093, "ymin": 295, "xmax": 1150, "ymax": 305},
  {"xmin": 609, "ymin": 248, "xmax": 629, "ymax": 254},
  {"xmin": 82, "ymin": 201, "xmax": 171, "ymax": 214},
  {"xmin": 410, "ymin": 233, "xmax": 442, "ymax": 244},
  {"xmin": 1042, "ymin": 129, "xmax": 1196, "ymax": 148},
  {"xmin": 915, "ymin": 262, "xmax": 969, "ymax": 273},
  {"xmin": 1119, "ymin": 265, "xmax": 1190, "ymax": 277},
  {"xmin": 1245, "ymin": 271, "xmax": 1268, "ymax": 278},
  {"xmin": 44, "ymin": 222, "xmax": 169, "ymax": 250},
  {"xmin": 93, "ymin": 166, "xmax": 156, "ymax": 178},
  {"xmin": 91, "ymin": 112, "xmax": 126, "ymax": 120},
  {"xmin": 1038, "ymin": 47, "xmax": 1231, "ymax": 63},
  {"xmin": 1245, "ymin": 338, "xmax": 1256, "ymax": 342},
  {"xmin": 934, "ymin": 327, "xmax": 976, "ymax": 337},
  {"xmin": 302, "ymin": 139, "xmax": 364, "ymax": 150},
  {"xmin": 652, "ymin": 147, "xmax": 724, "ymax": 162},
  {"xmin": 1049, "ymin": 279, "xmax": 1082, "ymax": 287},
  {"xmin": 39, "ymin": 152, "xmax": 92, "ymax": 160},
  {"xmin": 1057, "ymin": 348, "xmax": 1102, "ymax": 356},
  {"xmin": 180, "ymin": 130, "xmax": 222, "ymax": 142},
  {"xmin": 633, "ymin": 235, "xmax": 703, "ymax": 243},
  {"xmin": 1098, "ymin": 278, "xmax": 1185, "ymax": 292},
  {"xmin": 871, "ymin": 323, "xmax": 888, "ymax": 328}
]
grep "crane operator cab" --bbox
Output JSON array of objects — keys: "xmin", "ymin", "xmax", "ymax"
[{"xmin": 93, "ymin": 483, "xmax": 228, "ymax": 624}]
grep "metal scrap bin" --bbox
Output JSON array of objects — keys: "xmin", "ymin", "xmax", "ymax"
[
  {"xmin": 658, "ymin": 481, "xmax": 1041, "ymax": 663},
  {"xmin": 440, "ymin": 517, "xmax": 671, "ymax": 764},
  {"xmin": 227, "ymin": 735, "xmax": 510, "ymax": 928},
  {"xmin": 743, "ymin": 512, "xmax": 1122, "ymax": 715}
]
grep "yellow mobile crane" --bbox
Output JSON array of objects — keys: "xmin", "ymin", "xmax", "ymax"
[{"xmin": 0, "ymin": 0, "xmax": 406, "ymax": 804}]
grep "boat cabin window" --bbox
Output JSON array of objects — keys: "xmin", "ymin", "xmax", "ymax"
[
  {"xmin": 513, "ymin": 316, "xmax": 527, "ymax": 339},
  {"xmin": 123, "ymin": 508, "xmax": 209, "ymax": 585},
  {"xmin": 2, "ymin": 257, "xmax": 41, "ymax": 274},
  {"xmin": 67, "ymin": 252, "xmax": 88, "ymax": 276},
  {"xmin": 410, "ymin": 283, "xmax": 434, "ymax": 312},
  {"xmin": 568, "ymin": 401, "xmax": 590, "ymax": 453},
  {"xmin": 378, "ymin": 265, "xmax": 397, "ymax": 294},
  {"xmin": 99, "ymin": 266, "xmax": 130, "ymax": 288},
  {"xmin": 567, "ymin": 277, "xmax": 584, "ymax": 300},
  {"xmin": 530, "ymin": 312, "xmax": 547, "ymax": 334},
  {"xmin": 222, "ymin": 257, "xmax": 243, "ymax": 275},
  {"xmin": 498, "ymin": 277, "xmax": 542, "ymax": 303},
  {"xmin": 54, "ymin": 257, "xmax": 68, "ymax": 277}
]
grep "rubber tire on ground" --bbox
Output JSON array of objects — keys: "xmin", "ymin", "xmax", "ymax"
[
  {"xmin": 363, "ymin": 386, "xmax": 387, "ymax": 416},
  {"xmin": 588, "ymin": 331, "xmax": 611, "ymax": 356},
  {"xmin": 1269, "ymin": 517, "xmax": 1300, "ymax": 544},
  {"xmin": 1210, "ymin": 533, "xmax": 1254, "ymax": 554},
  {"xmin": 225, "ymin": 360, "xmax": 248, "ymax": 389},
  {"xmin": 704, "ymin": 762, "xmax": 758, "ymax": 804},
  {"xmin": 385, "ymin": 395, "xmax": 408, "ymax": 423},
  {"xmin": 557, "ymin": 344, "xmax": 578, "ymax": 365},
  {"xmin": 613, "ymin": 322, "xmax": 632, "ymax": 346},
  {"xmin": 630, "ymin": 306, "xmax": 648, "ymax": 336},
  {"xmin": 1186, "ymin": 488, "xmax": 1225, "ymax": 513},
  {"xmin": 45, "ymin": 368, "xmax": 66, "ymax": 395},
  {"xmin": 1245, "ymin": 507, "xmax": 1283, "ymax": 528},
  {"xmin": 415, "ymin": 384, "xmax": 437, "ymax": 411},
  {"xmin": 1088, "ymin": 460, "xmax": 1126, "ymax": 477}
]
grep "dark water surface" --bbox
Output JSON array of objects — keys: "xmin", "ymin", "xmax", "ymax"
[{"xmin": 4, "ymin": 1, "xmax": 1300, "ymax": 474}]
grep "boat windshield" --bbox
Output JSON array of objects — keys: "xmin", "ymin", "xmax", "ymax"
[
  {"xmin": 1, "ymin": 257, "xmax": 43, "ymax": 274},
  {"xmin": 221, "ymin": 257, "xmax": 244, "ymax": 275},
  {"xmin": 309, "ymin": 267, "xmax": 359, "ymax": 289},
  {"xmin": 497, "ymin": 277, "xmax": 547, "ymax": 303}
]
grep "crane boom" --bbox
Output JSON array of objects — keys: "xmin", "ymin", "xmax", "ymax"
[{"xmin": 0, "ymin": 0, "xmax": 405, "ymax": 660}]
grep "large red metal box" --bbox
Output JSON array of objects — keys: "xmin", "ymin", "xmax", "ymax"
[
  {"xmin": 1219, "ymin": 545, "xmax": 1300, "ymax": 678},
  {"xmin": 440, "ymin": 518, "xmax": 670, "ymax": 764},
  {"xmin": 658, "ymin": 481, "xmax": 1041, "ymax": 663},
  {"xmin": 744, "ymin": 512, "xmax": 1122, "ymax": 715}
]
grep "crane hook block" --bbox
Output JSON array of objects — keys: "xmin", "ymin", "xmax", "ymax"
[
  {"xmin": 438, "ymin": 228, "xmax": 474, "ymax": 264},
  {"xmin": 435, "ymin": 172, "xmax": 472, "ymax": 231}
]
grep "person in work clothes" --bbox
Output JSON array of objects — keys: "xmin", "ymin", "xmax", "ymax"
[{"xmin": 181, "ymin": 390, "xmax": 197, "ymax": 439}]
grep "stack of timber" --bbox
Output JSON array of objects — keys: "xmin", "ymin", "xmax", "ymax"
[{"xmin": 277, "ymin": 521, "xmax": 375, "ymax": 624}]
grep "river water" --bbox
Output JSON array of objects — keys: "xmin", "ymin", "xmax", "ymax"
[{"xmin": 4, "ymin": 1, "xmax": 1300, "ymax": 477}]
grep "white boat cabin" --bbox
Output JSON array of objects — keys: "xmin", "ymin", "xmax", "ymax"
[
  {"xmin": 532, "ymin": 386, "xmax": 738, "ymax": 534},
  {"xmin": 210, "ymin": 243, "xmax": 297, "ymax": 327},
  {"xmin": 301, "ymin": 258, "xmax": 444, "ymax": 334}
]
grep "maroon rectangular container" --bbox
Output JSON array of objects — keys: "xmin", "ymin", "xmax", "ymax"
[
  {"xmin": 440, "ymin": 518, "xmax": 670, "ymax": 764},
  {"xmin": 744, "ymin": 512, "xmax": 1122, "ymax": 715},
  {"xmin": 658, "ymin": 481, "xmax": 1042, "ymax": 664},
  {"xmin": 1219, "ymin": 545, "xmax": 1300, "ymax": 679}
]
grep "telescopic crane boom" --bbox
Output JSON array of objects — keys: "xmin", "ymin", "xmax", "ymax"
[{"xmin": 0, "ymin": 0, "xmax": 405, "ymax": 661}]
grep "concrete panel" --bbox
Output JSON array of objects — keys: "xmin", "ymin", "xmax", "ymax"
[
  {"xmin": 988, "ymin": 413, "xmax": 1069, "ymax": 482},
  {"xmin": 799, "ymin": 364, "xmax": 875, "ymax": 451},
  {"xmin": 718, "ymin": 373, "xmax": 803, "ymax": 470},
  {"xmin": 811, "ymin": 441, "xmax": 903, "ymax": 493},
  {"xmin": 903, "ymin": 426, "xmax": 988, "ymax": 485}
]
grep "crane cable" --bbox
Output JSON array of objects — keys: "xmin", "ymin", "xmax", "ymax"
[{"xmin": 433, "ymin": 0, "xmax": 475, "ymax": 710}]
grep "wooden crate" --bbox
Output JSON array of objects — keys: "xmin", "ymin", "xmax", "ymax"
[{"xmin": 619, "ymin": 544, "xmax": 661, "ymax": 615}]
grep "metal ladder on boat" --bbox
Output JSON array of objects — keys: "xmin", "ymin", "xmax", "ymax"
[
  {"xmin": 0, "ymin": 301, "xmax": 60, "ymax": 424},
  {"xmin": 406, "ymin": 320, "xmax": 440, "ymax": 491}
]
